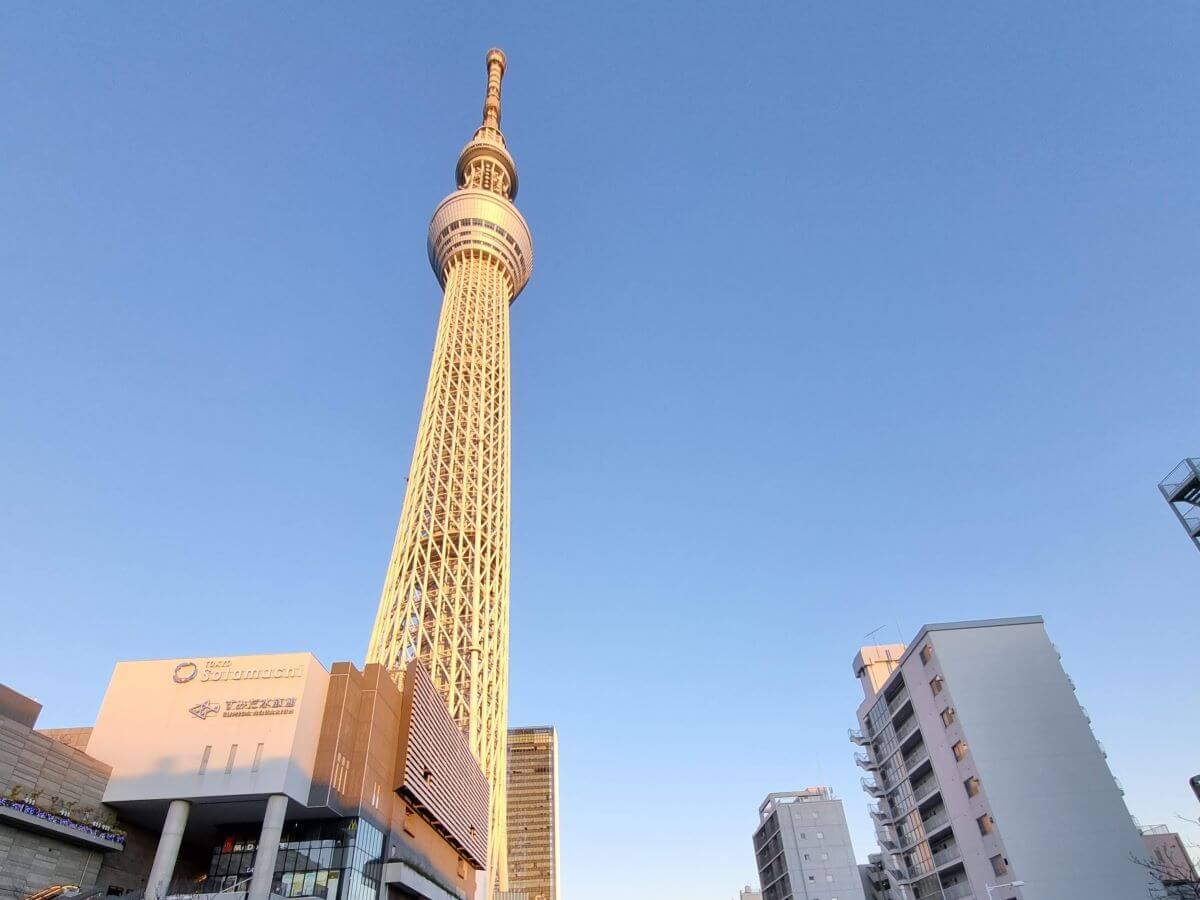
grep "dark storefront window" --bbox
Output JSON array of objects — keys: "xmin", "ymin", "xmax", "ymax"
[{"xmin": 205, "ymin": 818, "xmax": 382, "ymax": 900}]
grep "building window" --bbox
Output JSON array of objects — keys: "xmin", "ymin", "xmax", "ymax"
[
  {"xmin": 964, "ymin": 776, "xmax": 981, "ymax": 797},
  {"xmin": 952, "ymin": 740, "xmax": 968, "ymax": 761},
  {"xmin": 920, "ymin": 644, "xmax": 933, "ymax": 664},
  {"xmin": 251, "ymin": 743, "xmax": 264, "ymax": 773},
  {"xmin": 991, "ymin": 854, "xmax": 1008, "ymax": 876},
  {"xmin": 978, "ymin": 814, "xmax": 994, "ymax": 835},
  {"xmin": 198, "ymin": 745, "xmax": 212, "ymax": 775},
  {"xmin": 224, "ymin": 744, "xmax": 238, "ymax": 774},
  {"xmin": 941, "ymin": 707, "xmax": 956, "ymax": 727},
  {"xmin": 930, "ymin": 676, "xmax": 944, "ymax": 696},
  {"xmin": 332, "ymin": 752, "xmax": 351, "ymax": 794}
]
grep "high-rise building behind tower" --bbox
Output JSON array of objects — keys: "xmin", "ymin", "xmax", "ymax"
[
  {"xmin": 366, "ymin": 48, "xmax": 534, "ymax": 887},
  {"xmin": 506, "ymin": 727, "xmax": 560, "ymax": 900}
]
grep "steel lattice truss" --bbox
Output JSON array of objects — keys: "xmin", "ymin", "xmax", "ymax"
[{"xmin": 367, "ymin": 49, "xmax": 533, "ymax": 889}]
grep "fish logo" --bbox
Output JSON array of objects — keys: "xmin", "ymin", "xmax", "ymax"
[{"xmin": 189, "ymin": 701, "xmax": 220, "ymax": 721}]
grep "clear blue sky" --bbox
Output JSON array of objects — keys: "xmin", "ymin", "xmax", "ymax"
[{"xmin": 2, "ymin": 3, "xmax": 1198, "ymax": 898}]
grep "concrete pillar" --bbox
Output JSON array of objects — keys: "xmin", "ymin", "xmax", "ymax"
[
  {"xmin": 145, "ymin": 799, "xmax": 190, "ymax": 900},
  {"xmin": 247, "ymin": 794, "xmax": 289, "ymax": 900}
]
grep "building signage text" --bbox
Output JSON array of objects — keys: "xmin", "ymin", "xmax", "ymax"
[
  {"xmin": 188, "ymin": 697, "xmax": 297, "ymax": 720},
  {"xmin": 173, "ymin": 658, "xmax": 305, "ymax": 685}
]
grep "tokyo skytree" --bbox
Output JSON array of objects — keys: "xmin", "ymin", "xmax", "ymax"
[{"xmin": 366, "ymin": 48, "xmax": 532, "ymax": 887}]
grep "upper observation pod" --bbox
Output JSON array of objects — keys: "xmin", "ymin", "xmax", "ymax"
[
  {"xmin": 428, "ymin": 48, "xmax": 534, "ymax": 300},
  {"xmin": 455, "ymin": 48, "xmax": 518, "ymax": 199}
]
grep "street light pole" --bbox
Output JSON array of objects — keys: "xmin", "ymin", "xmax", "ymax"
[{"xmin": 984, "ymin": 881, "xmax": 1026, "ymax": 900}]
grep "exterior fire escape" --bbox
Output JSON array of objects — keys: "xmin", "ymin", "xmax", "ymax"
[{"xmin": 1159, "ymin": 458, "xmax": 1200, "ymax": 554}]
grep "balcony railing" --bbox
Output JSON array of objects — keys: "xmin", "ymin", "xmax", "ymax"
[
  {"xmin": 855, "ymin": 751, "xmax": 879, "ymax": 770},
  {"xmin": 1160, "ymin": 458, "xmax": 1200, "ymax": 501},
  {"xmin": 902, "ymin": 855, "xmax": 936, "ymax": 881},
  {"xmin": 862, "ymin": 776, "xmax": 885, "ymax": 798},
  {"xmin": 903, "ymin": 744, "xmax": 930, "ymax": 772},
  {"xmin": 895, "ymin": 717, "xmax": 920, "ymax": 745},
  {"xmin": 939, "ymin": 882, "xmax": 975, "ymax": 900},
  {"xmin": 849, "ymin": 727, "xmax": 869, "ymax": 745},
  {"xmin": 920, "ymin": 807, "xmax": 949, "ymax": 836},
  {"xmin": 887, "ymin": 687, "xmax": 911, "ymax": 715},
  {"xmin": 932, "ymin": 844, "xmax": 961, "ymax": 868},
  {"xmin": 910, "ymin": 774, "xmax": 939, "ymax": 803}
]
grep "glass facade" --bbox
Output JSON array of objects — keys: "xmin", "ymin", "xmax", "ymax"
[{"xmin": 203, "ymin": 817, "xmax": 383, "ymax": 900}]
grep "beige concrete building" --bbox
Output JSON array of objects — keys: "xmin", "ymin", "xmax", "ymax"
[
  {"xmin": 1140, "ymin": 824, "xmax": 1199, "ymax": 891},
  {"xmin": 76, "ymin": 651, "xmax": 491, "ymax": 900},
  {"xmin": 504, "ymin": 729, "xmax": 558, "ymax": 900}
]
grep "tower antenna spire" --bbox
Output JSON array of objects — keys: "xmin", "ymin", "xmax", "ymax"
[{"xmin": 482, "ymin": 48, "xmax": 506, "ymax": 130}]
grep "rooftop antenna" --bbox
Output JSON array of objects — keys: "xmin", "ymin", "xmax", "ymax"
[{"xmin": 864, "ymin": 624, "xmax": 887, "ymax": 645}]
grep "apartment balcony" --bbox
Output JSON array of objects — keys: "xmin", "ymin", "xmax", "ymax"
[
  {"xmin": 895, "ymin": 717, "xmax": 920, "ymax": 745},
  {"xmin": 1160, "ymin": 458, "xmax": 1200, "ymax": 552},
  {"xmin": 849, "ymin": 727, "xmax": 870, "ymax": 746},
  {"xmin": 861, "ymin": 776, "xmax": 886, "ymax": 798},
  {"xmin": 887, "ymin": 687, "xmax": 912, "ymax": 716},
  {"xmin": 870, "ymin": 802, "xmax": 893, "ymax": 824},
  {"xmin": 897, "ymin": 855, "xmax": 936, "ymax": 883},
  {"xmin": 855, "ymin": 751, "xmax": 880, "ymax": 771},
  {"xmin": 902, "ymin": 743, "xmax": 930, "ymax": 773},
  {"xmin": 920, "ymin": 807, "xmax": 950, "ymax": 839},
  {"xmin": 939, "ymin": 881, "xmax": 975, "ymax": 900},
  {"xmin": 932, "ymin": 843, "xmax": 962, "ymax": 870}
]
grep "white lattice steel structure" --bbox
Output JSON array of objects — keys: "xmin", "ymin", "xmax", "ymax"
[{"xmin": 366, "ymin": 48, "xmax": 532, "ymax": 888}]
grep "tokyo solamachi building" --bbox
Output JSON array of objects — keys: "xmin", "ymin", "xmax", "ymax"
[{"xmin": 0, "ymin": 47, "xmax": 533, "ymax": 900}]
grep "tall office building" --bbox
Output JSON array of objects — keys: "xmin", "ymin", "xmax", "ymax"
[
  {"xmin": 851, "ymin": 616, "xmax": 1147, "ymax": 900},
  {"xmin": 1159, "ymin": 457, "xmax": 1200, "ymax": 553},
  {"xmin": 366, "ymin": 49, "xmax": 533, "ymax": 886},
  {"xmin": 506, "ymin": 727, "xmax": 560, "ymax": 900},
  {"xmin": 752, "ymin": 788, "xmax": 867, "ymax": 900}
]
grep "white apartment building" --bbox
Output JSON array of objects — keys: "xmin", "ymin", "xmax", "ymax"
[
  {"xmin": 753, "ymin": 788, "xmax": 867, "ymax": 900},
  {"xmin": 850, "ymin": 616, "xmax": 1146, "ymax": 900}
]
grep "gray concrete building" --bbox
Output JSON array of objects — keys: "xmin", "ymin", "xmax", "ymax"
[
  {"xmin": 851, "ymin": 616, "xmax": 1147, "ymax": 900},
  {"xmin": 738, "ymin": 886, "xmax": 763, "ymax": 900},
  {"xmin": 752, "ymin": 788, "xmax": 867, "ymax": 900}
]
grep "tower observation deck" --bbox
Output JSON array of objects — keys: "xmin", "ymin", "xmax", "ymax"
[{"xmin": 366, "ymin": 48, "xmax": 533, "ymax": 888}]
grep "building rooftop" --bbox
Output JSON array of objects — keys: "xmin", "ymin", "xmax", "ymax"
[{"xmin": 758, "ymin": 787, "xmax": 836, "ymax": 820}]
